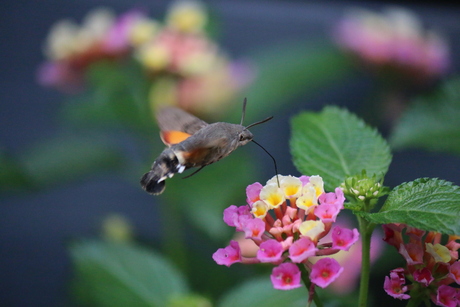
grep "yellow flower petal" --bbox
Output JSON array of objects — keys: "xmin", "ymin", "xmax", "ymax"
[
  {"xmin": 426, "ymin": 243, "xmax": 451, "ymax": 263},
  {"xmin": 305, "ymin": 175, "xmax": 324, "ymax": 197},
  {"xmin": 166, "ymin": 0, "xmax": 207, "ymax": 33},
  {"xmin": 251, "ymin": 200, "xmax": 269, "ymax": 219},
  {"xmin": 260, "ymin": 183, "xmax": 285, "ymax": 209},
  {"xmin": 280, "ymin": 175, "xmax": 302, "ymax": 198},
  {"xmin": 299, "ymin": 220, "xmax": 325, "ymax": 240},
  {"xmin": 296, "ymin": 186, "xmax": 318, "ymax": 211}
]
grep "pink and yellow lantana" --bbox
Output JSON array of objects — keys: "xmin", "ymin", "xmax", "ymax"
[
  {"xmin": 382, "ymin": 224, "xmax": 460, "ymax": 306},
  {"xmin": 213, "ymin": 174, "xmax": 360, "ymax": 293}
]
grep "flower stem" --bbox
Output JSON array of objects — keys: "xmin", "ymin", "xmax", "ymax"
[
  {"xmin": 298, "ymin": 264, "xmax": 323, "ymax": 307},
  {"xmin": 358, "ymin": 216, "xmax": 375, "ymax": 307},
  {"xmin": 405, "ymin": 284, "xmax": 428, "ymax": 307}
]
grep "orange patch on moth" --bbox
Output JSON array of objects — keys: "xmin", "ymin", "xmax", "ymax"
[{"xmin": 161, "ymin": 131, "xmax": 192, "ymax": 146}]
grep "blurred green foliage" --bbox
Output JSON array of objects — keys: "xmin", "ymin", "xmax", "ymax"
[{"xmin": 390, "ymin": 77, "xmax": 460, "ymax": 154}]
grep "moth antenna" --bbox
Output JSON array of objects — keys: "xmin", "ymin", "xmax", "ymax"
[
  {"xmin": 251, "ymin": 140, "xmax": 280, "ymax": 187},
  {"xmin": 240, "ymin": 97, "xmax": 247, "ymax": 126},
  {"xmin": 245, "ymin": 116, "xmax": 273, "ymax": 130}
]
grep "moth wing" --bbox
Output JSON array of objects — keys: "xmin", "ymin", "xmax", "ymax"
[
  {"xmin": 160, "ymin": 130, "xmax": 192, "ymax": 146},
  {"xmin": 156, "ymin": 107, "xmax": 208, "ymax": 135}
]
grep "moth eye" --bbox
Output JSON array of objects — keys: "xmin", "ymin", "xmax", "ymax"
[{"xmin": 239, "ymin": 134, "xmax": 245, "ymax": 141}]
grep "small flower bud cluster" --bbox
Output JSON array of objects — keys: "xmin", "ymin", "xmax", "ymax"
[
  {"xmin": 382, "ymin": 223, "xmax": 460, "ymax": 306},
  {"xmin": 213, "ymin": 175, "xmax": 359, "ymax": 291},
  {"xmin": 341, "ymin": 171, "xmax": 388, "ymax": 209}
]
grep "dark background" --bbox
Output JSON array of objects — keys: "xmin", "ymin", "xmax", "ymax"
[{"xmin": 1, "ymin": 0, "xmax": 459, "ymax": 306}]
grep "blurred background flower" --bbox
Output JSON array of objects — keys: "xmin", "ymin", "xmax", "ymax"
[
  {"xmin": 36, "ymin": 7, "xmax": 141, "ymax": 91},
  {"xmin": 37, "ymin": 1, "xmax": 253, "ymax": 119},
  {"xmin": 334, "ymin": 7, "xmax": 451, "ymax": 85},
  {"xmin": 135, "ymin": 0, "xmax": 254, "ymax": 118}
]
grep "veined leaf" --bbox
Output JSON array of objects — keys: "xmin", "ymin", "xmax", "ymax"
[
  {"xmin": 290, "ymin": 107, "xmax": 392, "ymax": 191},
  {"xmin": 365, "ymin": 178, "xmax": 460, "ymax": 235},
  {"xmin": 70, "ymin": 240, "xmax": 189, "ymax": 307}
]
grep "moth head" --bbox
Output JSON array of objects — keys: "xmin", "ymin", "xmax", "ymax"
[
  {"xmin": 237, "ymin": 129, "xmax": 254, "ymax": 146},
  {"xmin": 236, "ymin": 97, "xmax": 272, "ymax": 146}
]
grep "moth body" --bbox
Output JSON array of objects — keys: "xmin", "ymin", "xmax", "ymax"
[
  {"xmin": 140, "ymin": 104, "xmax": 269, "ymax": 195},
  {"xmin": 141, "ymin": 121, "xmax": 254, "ymax": 195}
]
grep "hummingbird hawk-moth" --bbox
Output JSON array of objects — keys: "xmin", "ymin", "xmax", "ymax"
[{"xmin": 140, "ymin": 99, "xmax": 272, "ymax": 195}]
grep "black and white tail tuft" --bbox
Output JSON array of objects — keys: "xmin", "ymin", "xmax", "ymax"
[{"xmin": 140, "ymin": 149, "xmax": 181, "ymax": 195}]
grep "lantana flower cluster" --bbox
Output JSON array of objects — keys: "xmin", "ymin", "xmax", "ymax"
[
  {"xmin": 213, "ymin": 175, "xmax": 360, "ymax": 292},
  {"xmin": 37, "ymin": 7, "xmax": 132, "ymax": 91},
  {"xmin": 383, "ymin": 223, "xmax": 460, "ymax": 306},
  {"xmin": 37, "ymin": 1, "xmax": 251, "ymax": 116},
  {"xmin": 334, "ymin": 7, "xmax": 450, "ymax": 82}
]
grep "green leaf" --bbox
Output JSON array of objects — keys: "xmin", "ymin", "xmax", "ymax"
[
  {"xmin": 19, "ymin": 134, "xmax": 124, "ymax": 188},
  {"xmin": 240, "ymin": 42, "xmax": 353, "ymax": 123},
  {"xmin": 218, "ymin": 277, "xmax": 308, "ymax": 307},
  {"xmin": 390, "ymin": 77, "xmax": 460, "ymax": 154},
  {"xmin": 290, "ymin": 107, "xmax": 392, "ymax": 191},
  {"xmin": 70, "ymin": 240, "xmax": 189, "ymax": 307},
  {"xmin": 365, "ymin": 178, "xmax": 460, "ymax": 234}
]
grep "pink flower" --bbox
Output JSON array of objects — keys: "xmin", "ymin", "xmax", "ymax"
[
  {"xmin": 215, "ymin": 174, "xmax": 360, "ymax": 292},
  {"xmin": 270, "ymin": 263, "xmax": 302, "ymax": 290},
  {"xmin": 314, "ymin": 203, "xmax": 341, "ymax": 223},
  {"xmin": 383, "ymin": 268, "xmax": 410, "ymax": 300},
  {"xmin": 334, "ymin": 8, "xmax": 451, "ymax": 80},
  {"xmin": 328, "ymin": 230, "xmax": 383, "ymax": 294},
  {"xmin": 449, "ymin": 261, "xmax": 460, "ymax": 284},
  {"xmin": 246, "ymin": 182, "xmax": 262, "ymax": 205},
  {"xmin": 413, "ymin": 267, "xmax": 434, "ymax": 287},
  {"xmin": 399, "ymin": 243, "xmax": 424, "ymax": 265},
  {"xmin": 288, "ymin": 237, "xmax": 318, "ymax": 263},
  {"xmin": 103, "ymin": 9, "xmax": 145, "ymax": 54},
  {"xmin": 243, "ymin": 218, "xmax": 265, "ymax": 241},
  {"xmin": 331, "ymin": 226, "xmax": 359, "ymax": 251},
  {"xmin": 299, "ymin": 175, "xmax": 310, "ymax": 186},
  {"xmin": 222, "ymin": 205, "xmax": 251, "ymax": 231},
  {"xmin": 310, "ymin": 258, "xmax": 344, "ymax": 288},
  {"xmin": 406, "ymin": 227, "xmax": 426, "ymax": 243},
  {"xmin": 318, "ymin": 188, "xmax": 345, "ymax": 209},
  {"xmin": 212, "ymin": 240, "xmax": 241, "ymax": 267},
  {"xmin": 36, "ymin": 61, "xmax": 83, "ymax": 93},
  {"xmin": 257, "ymin": 239, "xmax": 284, "ymax": 263},
  {"xmin": 382, "ymin": 223, "xmax": 405, "ymax": 249},
  {"xmin": 434, "ymin": 285, "xmax": 458, "ymax": 307}
]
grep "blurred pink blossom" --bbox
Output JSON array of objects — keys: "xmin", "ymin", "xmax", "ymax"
[
  {"xmin": 335, "ymin": 7, "xmax": 451, "ymax": 82},
  {"xmin": 37, "ymin": 8, "xmax": 146, "ymax": 91}
]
